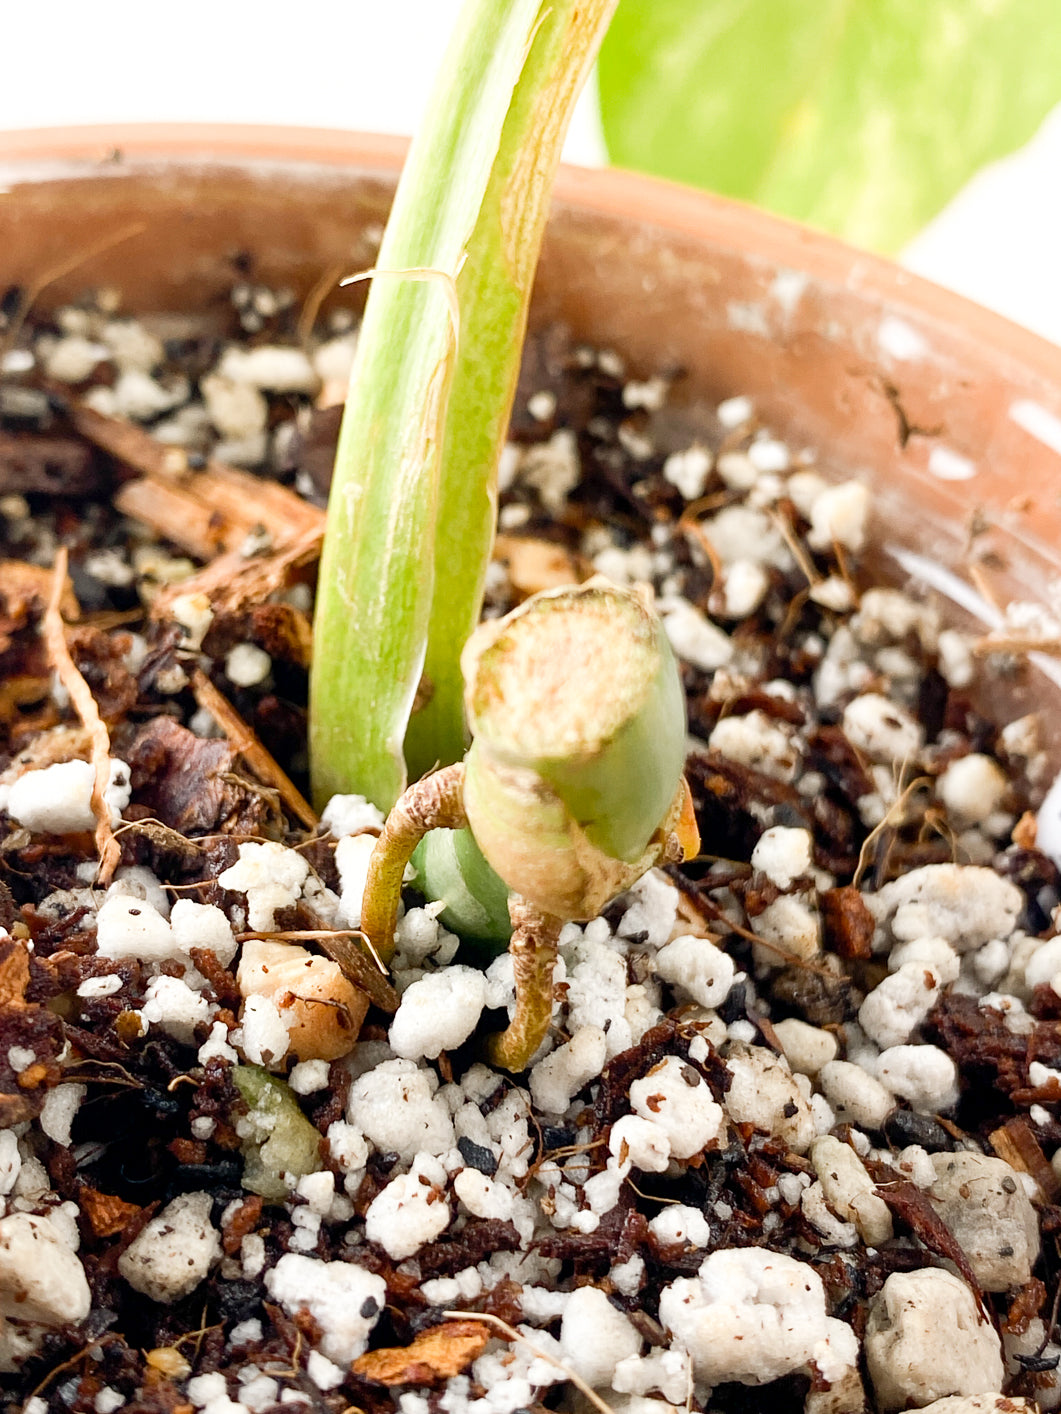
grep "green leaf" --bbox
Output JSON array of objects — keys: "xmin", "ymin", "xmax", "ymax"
[{"xmin": 598, "ymin": 0, "xmax": 1061, "ymax": 253}]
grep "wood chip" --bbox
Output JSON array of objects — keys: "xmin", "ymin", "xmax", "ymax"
[
  {"xmin": 190, "ymin": 668, "xmax": 317, "ymax": 831},
  {"xmin": 41, "ymin": 548, "xmax": 120, "ymax": 884},
  {"xmin": 67, "ymin": 402, "xmax": 324, "ymax": 560},
  {"xmin": 80, "ymin": 1186, "xmax": 144, "ymax": 1239},
  {"xmin": 351, "ymin": 1320, "xmax": 491, "ymax": 1385},
  {"xmin": 990, "ymin": 1117, "xmax": 1061, "ymax": 1204},
  {"xmin": 873, "ymin": 1173, "xmax": 992, "ymax": 1322},
  {"xmin": 0, "ymin": 937, "xmax": 30, "ymax": 1011},
  {"xmin": 151, "ymin": 522, "xmax": 323, "ymax": 622},
  {"xmin": 820, "ymin": 885, "xmax": 875, "ymax": 960}
]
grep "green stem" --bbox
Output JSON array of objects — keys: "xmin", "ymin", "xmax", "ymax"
[
  {"xmin": 403, "ymin": 0, "xmax": 620, "ymax": 785},
  {"xmin": 310, "ymin": 0, "xmax": 618, "ymax": 812}
]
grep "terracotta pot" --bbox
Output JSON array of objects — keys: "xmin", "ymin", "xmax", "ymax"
[{"xmin": 2, "ymin": 123, "xmax": 1060, "ymax": 749}]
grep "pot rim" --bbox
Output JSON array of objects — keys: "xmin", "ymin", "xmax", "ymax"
[{"xmin": 0, "ymin": 120, "xmax": 1058, "ymax": 386}]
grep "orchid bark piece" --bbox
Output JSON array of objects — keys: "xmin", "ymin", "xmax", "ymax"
[
  {"xmin": 309, "ymin": 0, "xmax": 618, "ymax": 813},
  {"xmin": 358, "ymin": 582, "xmax": 700, "ymax": 1071}
]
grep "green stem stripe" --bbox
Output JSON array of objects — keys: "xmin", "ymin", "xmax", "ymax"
[{"xmin": 310, "ymin": 0, "xmax": 618, "ymax": 813}]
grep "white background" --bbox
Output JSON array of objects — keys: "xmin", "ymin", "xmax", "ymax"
[{"xmin": 5, "ymin": 0, "xmax": 1061, "ymax": 347}]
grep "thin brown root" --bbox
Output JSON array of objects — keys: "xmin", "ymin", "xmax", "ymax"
[
  {"xmin": 27, "ymin": 1334, "xmax": 121, "ymax": 1404},
  {"xmin": 626, "ymin": 1179, "xmax": 682, "ymax": 1206},
  {"xmin": 770, "ymin": 506, "xmax": 822, "ymax": 587},
  {"xmin": 298, "ymin": 261, "xmax": 349, "ymax": 346},
  {"xmin": 852, "ymin": 771, "xmax": 932, "ymax": 889},
  {"xmin": 1, "ymin": 220, "xmax": 146, "ymax": 357},
  {"xmin": 672, "ymin": 874, "xmax": 834, "ymax": 976},
  {"xmin": 442, "ymin": 1311, "xmax": 618, "ymax": 1414},
  {"xmin": 42, "ymin": 549, "xmax": 120, "ymax": 885},
  {"xmin": 190, "ymin": 669, "xmax": 318, "ymax": 830},
  {"xmin": 678, "ymin": 508, "xmax": 722, "ymax": 585}
]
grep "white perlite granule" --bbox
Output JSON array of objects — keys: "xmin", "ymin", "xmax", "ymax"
[
  {"xmin": 629, "ymin": 1056, "xmax": 724, "ymax": 1161},
  {"xmin": 4, "ymin": 757, "xmax": 130, "ymax": 833},
  {"xmin": 364, "ymin": 1152, "xmax": 451, "ymax": 1259},
  {"xmin": 659, "ymin": 1248, "xmax": 859, "ymax": 1386},
  {"xmin": 39, "ymin": 1084, "xmax": 86, "ymax": 1147},
  {"xmin": 265, "ymin": 1254, "xmax": 385, "ymax": 1365},
  {"xmin": 117, "ymin": 1193, "xmax": 221, "ymax": 1305},
  {"xmin": 347, "ymin": 1058, "xmax": 456, "ymax": 1162},
  {"xmin": 865, "ymin": 1269, "xmax": 1003, "ymax": 1411},
  {"xmin": 389, "ymin": 966, "xmax": 488, "ymax": 1060}
]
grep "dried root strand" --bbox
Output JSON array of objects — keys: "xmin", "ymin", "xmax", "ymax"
[
  {"xmin": 190, "ymin": 669, "xmax": 318, "ymax": 831},
  {"xmin": 852, "ymin": 771, "xmax": 933, "ymax": 889},
  {"xmin": 441, "ymin": 1311, "xmax": 618, "ymax": 1414},
  {"xmin": 360, "ymin": 764, "xmax": 468, "ymax": 964},
  {"xmin": 484, "ymin": 896, "xmax": 562, "ymax": 1073},
  {"xmin": 42, "ymin": 548, "xmax": 120, "ymax": 885},
  {"xmin": 1, "ymin": 220, "xmax": 146, "ymax": 360}
]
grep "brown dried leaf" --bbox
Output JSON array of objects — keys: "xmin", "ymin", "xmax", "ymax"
[
  {"xmin": 0, "ymin": 558, "xmax": 79, "ymax": 626},
  {"xmin": 191, "ymin": 670, "xmax": 317, "ymax": 830},
  {"xmin": 80, "ymin": 1185, "xmax": 144, "ymax": 1238},
  {"xmin": 873, "ymin": 1175, "xmax": 991, "ymax": 1321},
  {"xmin": 351, "ymin": 1320, "xmax": 491, "ymax": 1385},
  {"xmin": 126, "ymin": 716, "xmax": 266, "ymax": 836}
]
